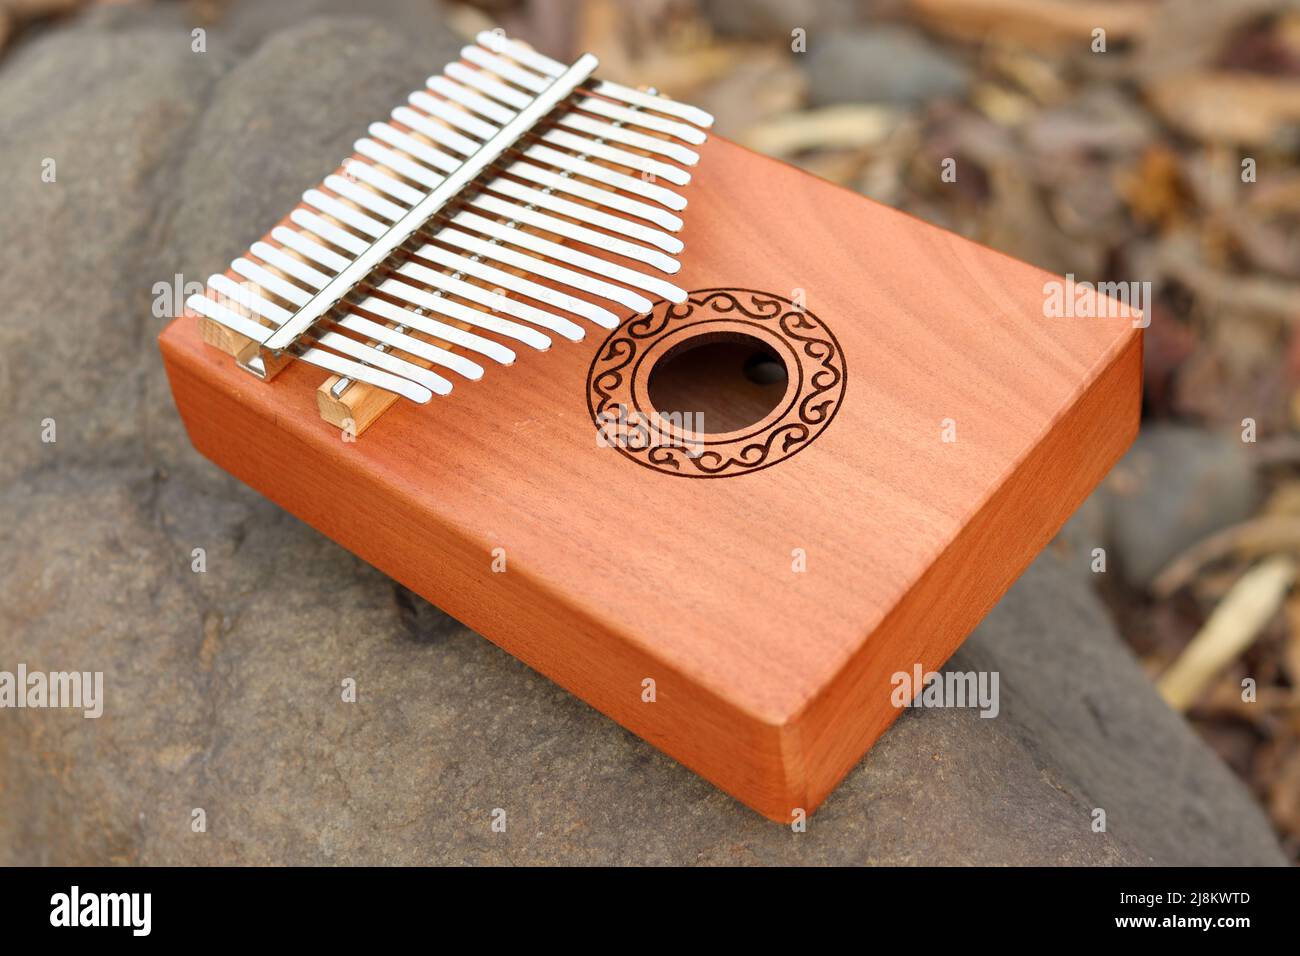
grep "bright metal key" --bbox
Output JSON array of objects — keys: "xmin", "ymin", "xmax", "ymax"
[{"xmin": 262, "ymin": 54, "xmax": 599, "ymax": 354}]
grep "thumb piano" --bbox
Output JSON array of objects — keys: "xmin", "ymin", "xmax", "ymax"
[{"xmin": 160, "ymin": 32, "xmax": 1142, "ymax": 822}]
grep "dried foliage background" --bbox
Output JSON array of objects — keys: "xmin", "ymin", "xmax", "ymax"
[{"xmin": 4, "ymin": 0, "xmax": 1298, "ymax": 861}]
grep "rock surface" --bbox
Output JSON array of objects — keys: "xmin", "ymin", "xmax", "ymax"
[
  {"xmin": 1105, "ymin": 424, "xmax": 1262, "ymax": 589},
  {"xmin": 0, "ymin": 1, "xmax": 1285, "ymax": 865}
]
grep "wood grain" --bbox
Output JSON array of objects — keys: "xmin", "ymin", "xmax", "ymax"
[{"xmin": 161, "ymin": 134, "xmax": 1142, "ymax": 821}]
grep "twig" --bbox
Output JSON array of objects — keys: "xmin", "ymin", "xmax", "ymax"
[
  {"xmin": 1152, "ymin": 517, "xmax": 1300, "ymax": 598},
  {"xmin": 1158, "ymin": 555, "xmax": 1296, "ymax": 712}
]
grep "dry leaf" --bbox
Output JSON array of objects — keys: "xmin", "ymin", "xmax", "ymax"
[
  {"xmin": 1283, "ymin": 591, "xmax": 1300, "ymax": 684},
  {"xmin": 1266, "ymin": 746, "xmax": 1300, "ymax": 839},
  {"xmin": 984, "ymin": 44, "xmax": 1071, "ymax": 104},
  {"xmin": 3, "ymin": 0, "xmax": 83, "ymax": 16},
  {"xmin": 909, "ymin": 0, "xmax": 1155, "ymax": 46},
  {"xmin": 1135, "ymin": 0, "xmax": 1288, "ymax": 83},
  {"xmin": 1118, "ymin": 146, "xmax": 1188, "ymax": 227},
  {"xmin": 970, "ymin": 82, "xmax": 1035, "ymax": 126},
  {"xmin": 1152, "ymin": 517, "xmax": 1300, "ymax": 598},
  {"xmin": 575, "ymin": 0, "xmax": 735, "ymax": 99},
  {"xmin": 1158, "ymin": 555, "xmax": 1296, "ymax": 710},
  {"xmin": 739, "ymin": 105, "xmax": 897, "ymax": 158},
  {"xmin": 692, "ymin": 48, "xmax": 806, "ymax": 140},
  {"xmin": 1153, "ymin": 232, "xmax": 1300, "ymax": 322},
  {"xmin": 1148, "ymin": 71, "xmax": 1300, "ymax": 146}
]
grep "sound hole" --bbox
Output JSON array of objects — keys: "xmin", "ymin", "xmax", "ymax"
[{"xmin": 647, "ymin": 333, "xmax": 789, "ymax": 435}]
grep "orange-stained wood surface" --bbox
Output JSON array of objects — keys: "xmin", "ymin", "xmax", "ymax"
[{"xmin": 160, "ymin": 135, "xmax": 1142, "ymax": 822}]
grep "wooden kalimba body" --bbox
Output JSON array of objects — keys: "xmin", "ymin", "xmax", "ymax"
[{"xmin": 159, "ymin": 33, "xmax": 1142, "ymax": 822}]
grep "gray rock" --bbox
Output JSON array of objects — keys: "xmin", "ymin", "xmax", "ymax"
[
  {"xmin": 805, "ymin": 25, "xmax": 970, "ymax": 108},
  {"xmin": 0, "ymin": 2, "xmax": 1285, "ymax": 865},
  {"xmin": 212, "ymin": 0, "xmax": 461, "ymax": 53},
  {"xmin": 1107, "ymin": 424, "xmax": 1262, "ymax": 589}
]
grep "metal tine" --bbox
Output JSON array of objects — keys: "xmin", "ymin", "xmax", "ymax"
[
  {"xmin": 312, "ymin": 329, "xmax": 453, "ymax": 396},
  {"xmin": 556, "ymin": 112, "xmax": 698, "ymax": 166},
  {"xmin": 377, "ymin": 110, "xmax": 478, "ymax": 158},
  {"xmin": 245, "ymin": 234, "xmax": 358, "ymax": 304},
  {"xmin": 354, "ymin": 139, "xmax": 446, "ymax": 188},
  {"xmin": 283, "ymin": 53, "xmax": 596, "ymax": 361},
  {"xmin": 475, "ymin": 30, "xmax": 715, "ymax": 129},
  {"xmin": 584, "ymin": 82, "xmax": 715, "ymax": 131},
  {"xmin": 485, "ymin": 177, "xmax": 683, "ymax": 254},
  {"xmin": 272, "ymin": 226, "xmax": 350, "ymax": 273},
  {"xmin": 192, "ymin": 280, "xmax": 452, "ymax": 403},
  {"xmin": 232, "ymin": 257, "xmax": 311, "ymax": 307},
  {"xmin": 340, "ymin": 162, "xmax": 655, "ymax": 319},
  {"xmin": 413, "ymin": 87, "xmax": 687, "ymax": 231},
  {"xmin": 351, "ymin": 160, "xmax": 682, "ymax": 290},
  {"xmin": 323, "ymin": 175, "xmax": 407, "ymax": 224},
  {"xmin": 446, "ymin": 210, "xmax": 684, "ymax": 304},
  {"xmin": 359, "ymin": 128, "xmax": 686, "ymax": 255},
  {"xmin": 356, "ymin": 292, "xmax": 517, "ymax": 365},
  {"xmin": 520, "ymin": 144, "xmax": 686, "ymax": 211},
  {"xmin": 297, "ymin": 191, "xmax": 600, "ymax": 351},
  {"xmin": 410, "ymin": 241, "xmax": 620, "ymax": 329},
  {"xmin": 209, "ymin": 273, "xmax": 291, "ymax": 325},
  {"xmin": 445, "ymin": 62, "xmax": 532, "ymax": 111},
  {"xmin": 334, "ymin": 313, "xmax": 484, "ymax": 381},
  {"xmin": 377, "ymin": 110, "xmax": 687, "ymax": 234},
  {"xmin": 297, "ymin": 347, "xmax": 434, "ymax": 404},
  {"xmin": 468, "ymin": 193, "xmax": 679, "ymax": 274},
  {"xmin": 536, "ymin": 129, "xmax": 690, "ymax": 186},
  {"xmin": 197, "ymin": 278, "xmax": 449, "ymax": 398},
  {"xmin": 408, "ymin": 91, "xmax": 497, "ymax": 142},
  {"xmin": 188, "ymin": 293, "xmax": 272, "ymax": 343},
  {"xmin": 303, "ymin": 189, "xmax": 387, "ymax": 238},
  {"xmin": 505, "ymin": 161, "xmax": 682, "ymax": 231},
  {"xmin": 266, "ymin": 228, "xmax": 486, "ymax": 381},
  {"xmin": 290, "ymin": 209, "xmax": 369, "ymax": 256},
  {"xmin": 557, "ymin": 112, "xmax": 697, "ymax": 166},
  {"xmin": 474, "ymin": 31, "xmax": 565, "ymax": 78},
  {"xmin": 251, "ymin": 241, "xmax": 333, "ymax": 290},
  {"xmin": 441, "ymin": 60, "xmax": 696, "ymax": 192},
  {"xmin": 343, "ymin": 158, "xmax": 662, "ymax": 316},
  {"xmin": 394, "ymin": 260, "xmax": 584, "ymax": 342},
  {"xmin": 346, "ymin": 153, "xmax": 676, "ymax": 275},
  {"xmin": 390, "ymin": 106, "xmax": 480, "ymax": 157},
  {"xmin": 325, "ymin": 150, "xmax": 668, "ymax": 338},
  {"xmin": 368, "ymin": 124, "xmax": 461, "ymax": 176},
  {"xmin": 572, "ymin": 94, "xmax": 706, "ymax": 145},
  {"xmin": 378, "ymin": 272, "xmax": 554, "ymax": 349},
  {"xmin": 320, "ymin": 173, "xmax": 618, "ymax": 331},
  {"xmin": 463, "ymin": 36, "xmax": 706, "ymax": 142},
  {"xmin": 460, "ymin": 44, "xmax": 549, "ymax": 94},
  {"xmin": 228, "ymin": 257, "xmax": 491, "ymax": 390},
  {"xmin": 427, "ymin": 75, "xmax": 514, "ymax": 125},
  {"xmin": 432, "ymin": 224, "xmax": 651, "ymax": 313},
  {"xmin": 345, "ymin": 160, "xmax": 424, "ymax": 207}
]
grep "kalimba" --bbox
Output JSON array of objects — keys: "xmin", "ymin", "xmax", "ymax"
[{"xmin": 160, "ymin": 31, "xmax": 1142, "ymax": 821}]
